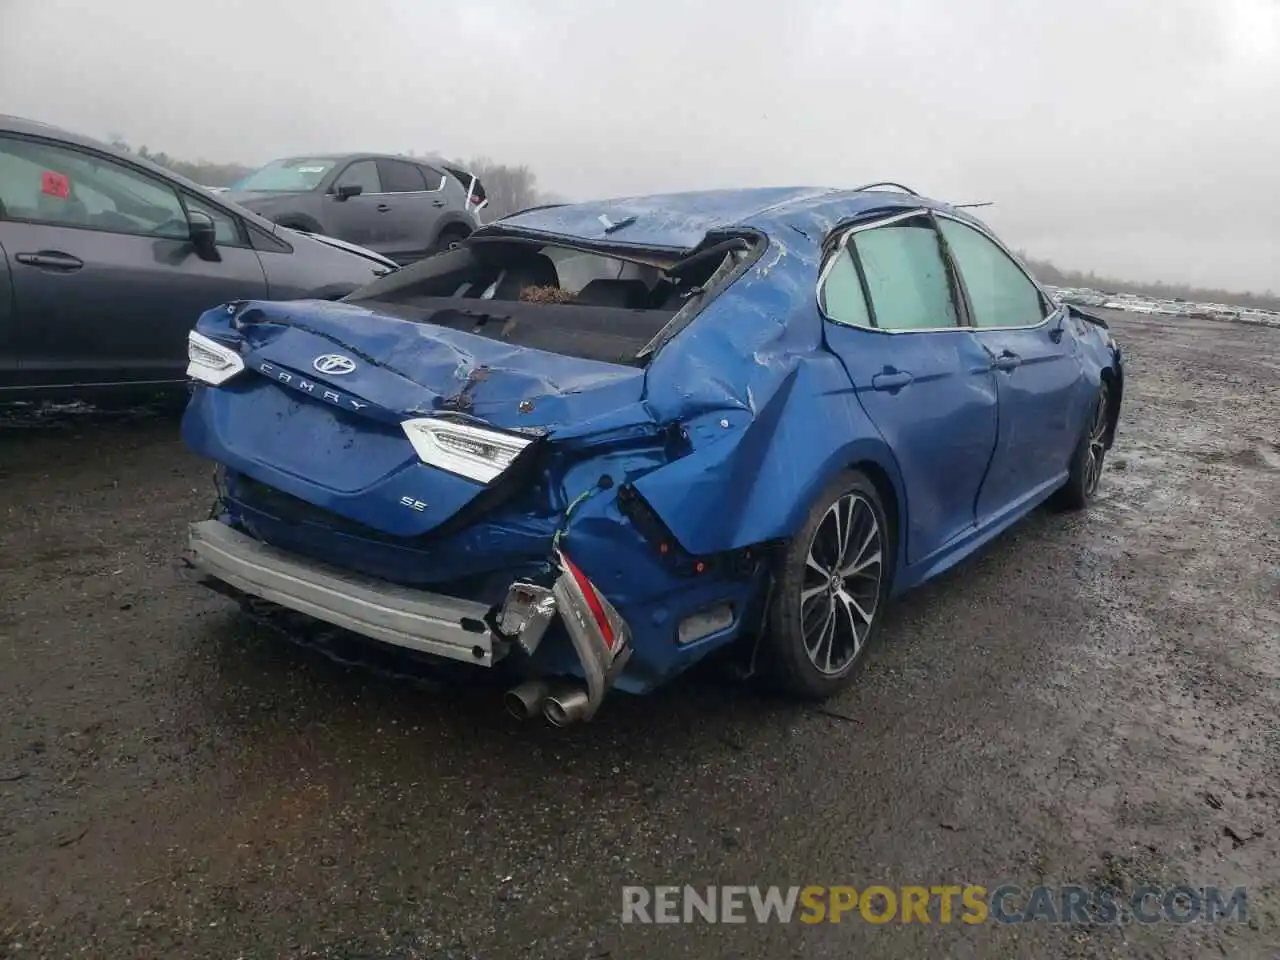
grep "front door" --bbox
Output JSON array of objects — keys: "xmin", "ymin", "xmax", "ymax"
[
  {"xmin": 820, "ymin": 210, "xmax": 999, "ymax": 566},
  {"xmin": 0, "ymin": 134, "xmax": 268, "ymax": 387},
  {"xmin": 937, "ymin": 216, "xmax": 1082, "ymax": 520},
  {"xmin": 325, "ymin": 159, "xmax": 393, "ymax": 254}
]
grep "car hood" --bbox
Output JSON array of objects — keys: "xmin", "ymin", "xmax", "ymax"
[
  {"xmin": 286, "ymin": 230, "xmax": 399, "ymax": 271},
  {"xmin": 225, "ymin": 190, "xmax": 301, "ymax": 205}
]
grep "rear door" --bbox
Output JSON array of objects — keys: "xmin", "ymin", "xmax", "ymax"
[
  {"xmin": 376, "ymin": 158, "xmax": 446, "ymax": 262},
  {"xmin": 937, "ymin": 215, "xmax": 1082, "ymax": 519},
  {"xmin": 0, "ymin": 133, "xmax": 268, "ymax": 387},
  {"xmin": 325, "ymin": 159, "xmax": 390, "ymax": 253},
  {"xmin": 820, "ymin": 210, "xmax": 999, "ymax": 566}
]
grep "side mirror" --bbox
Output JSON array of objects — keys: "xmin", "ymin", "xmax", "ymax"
[
  {"xmin": 334, "ymin": 183, "xmax": 363, "ymax": 201},
  {"xmin": 188, "ymin": 211, "xmax": 220, "ymax": 261}
]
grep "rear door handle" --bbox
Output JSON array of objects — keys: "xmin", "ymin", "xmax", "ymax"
[
  {"xmin": 15, "ymin": 251, "xmax": 84, "ymax": 272},
  {"xmin": 431, "ymin": 199, "xmax": 446, "ymax": 208},
  {"xmin": 991, "ymin": 351, "xmax": 1022, "ymax": 371},
  {"xmin": 871, "ymin": 370, "xmax": 914, "ymax": 391},
  {"xmin": 376, "ymin": 203, "xmax": 392, "ymax": 213}
]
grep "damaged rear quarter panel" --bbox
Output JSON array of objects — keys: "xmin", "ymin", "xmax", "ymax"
[{"xmin": 634, "ymin": 228, "xmax": 907, "ymax": 559}]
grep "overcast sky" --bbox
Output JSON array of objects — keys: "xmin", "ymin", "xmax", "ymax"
[{"xmin": 2, "ymin": 0, "xmax": 1277, "ymax": 291}]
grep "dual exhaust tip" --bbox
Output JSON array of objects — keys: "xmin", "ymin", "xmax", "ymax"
[{"xmin": 504, "ymin": 679, "xmax": 590, "ymax": 727}]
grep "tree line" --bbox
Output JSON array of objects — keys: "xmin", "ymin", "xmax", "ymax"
[
  {"xmin": 1017, "ymin": 252, "xmax": 1278, "ymax": 313},
  {"xmin": 103, "ymin": 137, "xmax": 1273, "ymax": 309}
]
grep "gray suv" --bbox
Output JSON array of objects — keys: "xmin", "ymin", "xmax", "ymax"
[{"xmin": 226, "ymin": 154, "xmax": 486, "ymax": 265}]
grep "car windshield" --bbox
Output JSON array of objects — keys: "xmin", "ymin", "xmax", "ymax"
[{"xmin": 232, "ymin": 158, "xmax": 336, "ymax": 192}]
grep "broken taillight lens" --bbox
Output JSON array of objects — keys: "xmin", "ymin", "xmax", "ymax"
[{"xmin": 559, "ymin": 553, "xmax": 618, "ymax": 651}]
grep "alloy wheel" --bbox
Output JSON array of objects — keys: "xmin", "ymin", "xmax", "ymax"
[
  {"xmin": 800, "ymin": 493, "xmax": 883, "ymax": 676},
  {"xmin": 1084, "ymin": 388, "xmax": 1109, "ymax": 496}
]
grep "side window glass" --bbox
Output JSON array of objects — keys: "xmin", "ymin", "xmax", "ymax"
[
  {"xmin": 820, "ymin": 248, "xmax": 872, "ymax": 327},
  {"xmin": 851, "ymin": 222, "xmax": 959, "ymax": 330},
  {"xmin": 334, "ymin": 160, "xmax": 381, "ymax": 195},
  {"xmin": 183, "ymin": 195, "xmax": 241, "ymax": 245},
  {"xmin": 0, "ymin": 135, "xmax": 187, "ymax": 237},
  {"xmin": 939, "ymin": 219, "xmax": 1045, "ymax": 328},
  {"xmin": 419, "ymin": 165, "xmax": 446, "ymax": 191},
  {"xmin": 378, "ymin": 159, "xmax": 429, "ymax": 193}
]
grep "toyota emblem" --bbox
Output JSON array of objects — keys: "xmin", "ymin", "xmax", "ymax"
[{"xmin": 313, "ymin": 354, "xmax": 356, "ymax": 375}]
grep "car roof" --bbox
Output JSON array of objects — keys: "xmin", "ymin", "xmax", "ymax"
[
  {"xmin": 1, "ymin": 113, "xmax": 115, "ymax": 150},
  {"xmin": 0, "ymin": 114, "xmax": 289, "ymax": 235},
  {"xmin": 493, "ymin": 186, "xmax": 972, "ymax": 250},
  {"xmin": 0, "ymin": 120, "xmax": 452, "ymax": 173},
  {"xmin": 0, "ymin": 113, "xmax": 220, "ymax": 192},
  {"xmin": 264, "ymin": 152, "xmax": 450, "ymax": 166}
]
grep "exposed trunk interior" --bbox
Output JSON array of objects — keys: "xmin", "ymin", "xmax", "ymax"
[{"xmin": 343, "ymin": 234, "xmax": 757, "ymax": 366}]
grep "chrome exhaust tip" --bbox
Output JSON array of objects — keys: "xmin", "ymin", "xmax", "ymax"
[
  {"xmin": 504, "ymin": 679, "xmax": 551, "ymax": 720},
  {"xmin": 543, "ymin": 683, "xmax": 591, "ymax": 727}
]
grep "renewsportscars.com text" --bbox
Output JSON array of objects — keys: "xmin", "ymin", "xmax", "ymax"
[{"xmin": 621, "ymin": 884, "xmax": 1248, "ymax": 925}]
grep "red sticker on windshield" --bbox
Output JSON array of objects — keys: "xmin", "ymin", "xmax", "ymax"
[{"xmin": 41, "ymin": 171, "xmax": 71, "ymax": 199}]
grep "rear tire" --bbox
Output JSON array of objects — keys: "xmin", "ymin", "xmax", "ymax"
[
  {"xmin": 1056, "ymin": 382, "xmax": 1110, "ymax": 510},
  {"xmin": 764, "ymin": 469, "xmax": 892, "ymax": 700},
  {"xmin": 432, "ymin": 225, "xmax": 470, "ymax": 254}
]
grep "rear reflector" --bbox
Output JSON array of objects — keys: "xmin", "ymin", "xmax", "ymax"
[{"xmin": 677, "ymin": 603, "xmax": 735, "ymax": 645}]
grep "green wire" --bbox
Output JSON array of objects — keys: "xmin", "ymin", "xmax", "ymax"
[{"xmin": 552, "ymin": 487, "xmax": 598, "ymax": 551}]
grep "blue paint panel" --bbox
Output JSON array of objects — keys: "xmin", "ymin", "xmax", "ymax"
[{"xmin": 824, "ymin": 325, "xmax": 999, "ymax": 566}]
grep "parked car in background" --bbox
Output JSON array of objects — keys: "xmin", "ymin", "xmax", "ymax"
[
  {"xmin": 181, "ymin": 184, "xmax": 1123, "ymax": 725},
  {"xmin": 0, "ymin": 115, "xmax": 398, "ymax": 404},
  {"xmin": 226, "ymin": 154, "xmax": 487, "ymax": 265}
]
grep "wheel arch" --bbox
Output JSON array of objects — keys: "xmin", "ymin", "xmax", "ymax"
[
  {"xmin": 1100, "ymin": 361, "xmax": 1123, "ymax": 448},
  {"xmin": 846, "ymin": 457, "xmax": 902, "ymax": 584},
  {"xmin": 431, "ymin": 214, "xmax": 474, "ymax": 246},
  {"xmin": 273, "ymin": 213, "xmax": 324, "ymax": 233},
  {"xmin": 634, "ymin": 421, "xmax": 909, "ymax": 571}
]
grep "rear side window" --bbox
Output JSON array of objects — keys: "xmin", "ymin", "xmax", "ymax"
[
  {"xmin": 819, "ymin": 249, "xmax": 872, "ymax": 327},
  {"xmin": 939, "ymin": 218, "xmax": 1045, "ymax": 328},
  {"xmin": 418, "ymin": 165, "xmax": 446, "ymax": 191},
  {"xmin": 851, "ymin": 222, "xmax": 959, "ymax": 331},
  {"xmin": 378, "ymin": 159, "xmax": 428, "ymax": 193}
]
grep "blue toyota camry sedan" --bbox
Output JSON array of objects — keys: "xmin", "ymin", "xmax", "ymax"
[{"xmin": 180, "ymin": 184, "xmax": 1124, "ymax": 724}]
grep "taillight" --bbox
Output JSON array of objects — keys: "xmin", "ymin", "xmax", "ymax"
[
  {"xmin": 400, "ymin": 417, "xmax": 535, "ymax": 484},
  {"xmin": 559, "ymin": 553, "xmax": 618, "ymax": 651},
  {"xmin": 187, "ymin": 330, "xmax": 245, "ymax": 386}
]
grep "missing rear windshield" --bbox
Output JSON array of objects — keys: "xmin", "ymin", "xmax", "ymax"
[{"xmin": 343, "ymin": 234, "xmax": 761, "ymax": 366}]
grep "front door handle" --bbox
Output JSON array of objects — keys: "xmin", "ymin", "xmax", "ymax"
[
  {"xmin": 871, "ymin": 370, "xmax": 914, "ymax": 391},
  {"xmin": 990, "ymin": 351, "xmax": 1022, "ymax": 371},
  {"xmin": 15, "ymin": 251, "xmax": 84, "ymax": 272},
  {"xmin": 376, "ymin": 203, "xmax": 392, "ymax": 213}
]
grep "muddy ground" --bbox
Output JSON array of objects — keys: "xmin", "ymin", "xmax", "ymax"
[{"xmin": 1, "ymin": 311, "xmax": 1277, "ymax": 959}]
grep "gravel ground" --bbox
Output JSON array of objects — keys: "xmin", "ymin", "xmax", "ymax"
[{"xmin": 1, "ymin": 312, "xmax": 1277, "ymax": 959}]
